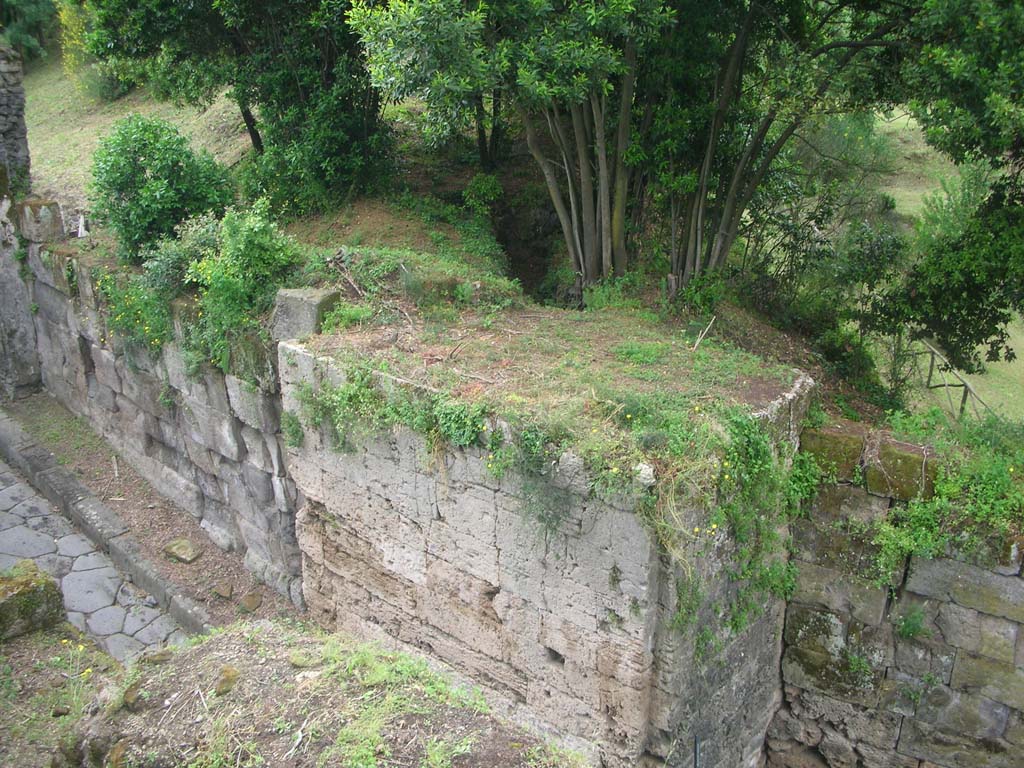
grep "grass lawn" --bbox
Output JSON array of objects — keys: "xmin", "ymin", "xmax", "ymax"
[{"xmin": 23, "ymin": 54, "xmax": 250, "ymax": 212}]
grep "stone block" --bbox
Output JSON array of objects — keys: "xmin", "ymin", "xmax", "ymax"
[
  {"xmin": 935, "ymin": 602, "xmax": 1017, "ymax": 664},
  {"xmin": 180, "ymin": 400, "xmax": 245, "ymax": 462},
  {"xmin": 905, "ymin": 556, "xmax": 1024, "ymax": 623},
  {"xmin": 800, "ymin": 423, "xmax": 865, "ymax": 481},
  {"xmin": 0, "ymin": 559, "xmax": 62, "ymax": 639},
  {"xmin": 897, "ymin": 718, "xmax": 1017, "ymax": 768},
  {"xmin": 781, "ymin": 646, "xmax": 882, "ymax": 708},
  {"xmin": 784, "ymin": 605, "xmax": 846, "ymax": 658},
  {"xmin": 865, "ymin": 438, "xmax": 936, "ymax": 501},
  {"xmin": 270, "ymin": 288, "xmax": 340, "ymax": 340},
  {"xmin": 91, "ymin": 345, "xmax": 120, "ymax": 392},
  {"xmin": 791, "ymin": 560, "xmax": 890, "ymax": 625},
  {"xmin": 15, "ymin": 198, "xmax": 63, "ymax": 243},
  {"xmin": 950, "ymin": 652, "xmax": 1024, "ymax": 711},
  {"xmin": 916, "ymin": 684, "xmax": 1009, "ymax": 740},
  {"xmin": 32, "ymin": 279, "xmax": 70, "ymax": 326},
  {"xmin": 226, "ymin": 374, "xmax": 280, "ymax": 433}
]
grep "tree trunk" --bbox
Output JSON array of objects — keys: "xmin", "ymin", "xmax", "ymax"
[
  {"xmin": 475, "ymin": 95, "xmax": 492, "ymax": 170},
  {"xmin": 570, "ymin": 103, "xmax": 599, "ymax": 283},
  {"xmin": 611, "ymin": 43, "xmax": 637, "ymax": 276},
  {"xmin": 592, "ymin": 93, "xmax": 613, "ymax": 279},
  {"xmin": 236, "ymin": 95, "xmax": 264, "ymax": 154},
  {"xmin": 519, "ymin": 106, "xmax": 583, "ymax": 278}
]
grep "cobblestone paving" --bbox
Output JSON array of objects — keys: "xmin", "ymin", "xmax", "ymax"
[{"xmin": 0, "ymin": 460, "xmax": 186, "ymax": 660}]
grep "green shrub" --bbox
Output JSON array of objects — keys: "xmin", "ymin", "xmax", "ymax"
[
  {"xmin": 185, "ymin": 201, "xmax": 300, "ymax": 371},
  {"xmin": 462, "ymin": 173, "xmax": 502, "ymax": 217},
  {"xmin": 139, "ymin": 213, "xmax": 220, "ymax": 301},
  {"xmin": 90, "ymin": 114, "xmax": 232, "ymax": 259},
  {"xmin": 98, "ymin": 271, "xmax": 173, "ymax": 352}
]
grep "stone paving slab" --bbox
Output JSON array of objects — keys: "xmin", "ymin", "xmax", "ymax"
[{"xmin": 0, "ymin": 458, "xmax": 184, "ymax": 662}]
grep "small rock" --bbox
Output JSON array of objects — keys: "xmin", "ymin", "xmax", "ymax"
[
  {"xmin": 163, "ymin": 539, "xmax": 201, "ymax": 564},
  {"xmin": 288, "ymin": 651, "xmax": 320, "ymax": 668},
  {"xmin": 108, "ymin": 740, "xmax": 128, "ymax": 768},
  {"xmin": 238, "ymin": 592, "xmax": 262, "ymax": 613},
  {"xmin": 140, "ymin": 648, "xmax": 174, "ymax": 665},
  {"xmin": 0, "ymin": 559, "xmax": 63, "ymax": 640},
  {"xmin": 212, "ymin": 581, "xmax": 234, "ymax": 600},
  {"xmin": 51, "ymin": 704, "xmax": 70, "ymax": 717},
  {"xmin": 122, "ymin": 680, "xmax": 145, "ymax": 712},
  {"xmin": 214, "ymin": 665, "xmax": 240, "ymax": 696}
]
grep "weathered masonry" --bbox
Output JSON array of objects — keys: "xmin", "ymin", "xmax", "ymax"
[
  {"xmin": 1, "ymin": 47, "xmax": 1022, "ymax": 765},
  {"xmin": 768, "ymin": 425, "xmax": 1024, "ymax": 768}
]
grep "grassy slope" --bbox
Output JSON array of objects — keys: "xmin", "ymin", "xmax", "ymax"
[
  {"xmin": 24, "ymin": 54, "xmax": 250, "ymax": 212},
  {"xmin": 874, "ymin": 113, "xmax": 1024, "ymax": 420}
]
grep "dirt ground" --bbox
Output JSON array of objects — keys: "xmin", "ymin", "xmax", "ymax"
[
  {"xmin": 7, "ymin": 395, "xmax": 295, "ymax": 627},
  {"xmin": 0, "ymin": 624, "xmax": 120, "ymax": 768},
  {"xmin": 63, "ymin": 620, "xmax": 582, "ymax": 768}
]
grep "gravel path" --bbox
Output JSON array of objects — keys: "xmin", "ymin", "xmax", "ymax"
[{"xmin": 0, "ymin": 459, "xmax": 186, "ymax": 661}]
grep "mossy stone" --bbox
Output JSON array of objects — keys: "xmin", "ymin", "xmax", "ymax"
[
  {"xmin": 801, "ymin": 425, "xmax": 865, "ymax": 482},
  {"xmin": 215, "ymin": 665, "xmax": 240, "ymax": 696},
  {"xmin": 0, "ymin": 559, "xmax": 62, "ymax": 640},
  {"xmin": 865, "ymin": 439, "xmax": 936, "ymax": 501}
]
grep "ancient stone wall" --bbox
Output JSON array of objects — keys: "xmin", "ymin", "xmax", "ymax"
[
  {"xmin": 768, "ymin": 425, "xmax": 1024, "ymax": 768},
  {"xmin": 0, "ymin": 45, "xmax": 30, "ymax": 196},
  {"xmin": 8, "ymin": 221, "xmax": 303, "ymax": 603},
  {"xmin": 278, "ymin": 341, "xmax": 814, "ymax": 767}
]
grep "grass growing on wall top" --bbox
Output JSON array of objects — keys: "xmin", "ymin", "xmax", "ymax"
[{"xmin": 871, "ymin": 409, "xmax": 1024, "ymax": 580}]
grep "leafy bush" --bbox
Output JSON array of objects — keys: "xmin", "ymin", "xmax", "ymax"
[
  {"xmin": 98, "ymin": 272, "xmax": 173, "ymax": 352},
  {"xmin": 90, "ymin": 115, "xmax": 232, "ymax": 259},
  {"xmin": 138, "ymin": 213, "xmax": 220, "ymax": 301},
  {"xmin": 462, "ymin": 173, "xmax": 502, "ymax": 217},
  {"xmin": 816, "ymin": 327, "xmax": 876, "ymax": 384},
  {"xmin": 185, "ymin": 201, "xmax": 300, "ymax": 371}
]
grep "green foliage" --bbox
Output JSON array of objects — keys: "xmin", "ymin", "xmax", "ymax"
[
  {"xmin": 433, "ymin": 398, "xmax": 487, "ymax": 448},
  {"xmin": 671, "ymin": 573, "xmax": 702, "ymax": 632},
  {"xmin": 908, "ymin": 0, "xmax": 1024, "ymax": 165},
  {"xmin": 90, "ymin": 114, "xmax": 232, "ymax": 259},
  {"xmin": 321, "ymin": 301, "xmax": 375, "ymax": 333},
  {"xmin": 462, "ymin": 173, "xmax": 502, "ymax": 217},
  {"xmin": 894, "ymin": 605, "xmax": 929, "ymax": 639},
  {"xmin": 679, "ymin": 272, "xmax": 725, "ymax": 316},
  {"xmin": 1, "ymin": 0, "xmax": 56, "ymax": 60},
  {"xmin": 711, "ymin": 414, "xmax": 813, "ymax": 632},
  {"xmin": 88, "ymin": 0, "xmax": 387, "ymax": 216},
  {"xmin": 612, "ymin": 341, "xmax": 668, "ymax": 366},
  {"xmin": 871, "ymin": 410, "xmax": 1024, "ymax": 582},
  {"xmin": 281, "ymin": 411, "xmax": 304, "ymax": 448},
  {"xmin": 185, "ymin": 201, "xmax": 300, "ymax": 372},
  {"xmin": 98, "ymin": 271, "xmax": 174, "ymax": 353}
]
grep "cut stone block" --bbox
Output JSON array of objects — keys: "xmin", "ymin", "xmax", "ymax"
[
  {"xmin": 865, "ymin": 438, "xmax": 937, "ymax": 501},
  {"xmin": 15, "ymin": 198, "xmax": 64, "ymax": 243},
  {"xmin": 270, "ymin": 288, "xmax": 340, "ymax": 341},
  {"xmin": 800, "ymin": 423, "xmax": 866, "ymax": 481},
  {"xmin": 163, "ymin": 538, "xmax": 201, "ymax": 564},
  {"xmin": 906, "ymin": 556, "xmax": 1024, "ymax": 623}
]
